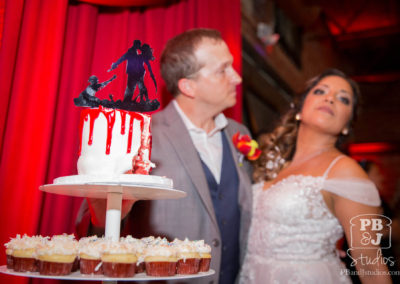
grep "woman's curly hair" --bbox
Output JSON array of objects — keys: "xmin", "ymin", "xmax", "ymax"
[{"xmin": 253, "ymin": 69, "xmax": 361, "ymax": 182}]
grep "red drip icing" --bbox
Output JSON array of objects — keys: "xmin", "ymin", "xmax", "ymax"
[
  {"xmin": 103, "ymin": 109, "xmax": 116, "ymax": 155},
  {"xmin": 88, "ymin": 109, "xmax": 101, "ymax": 145},
  {"xmin": 79, "ymin": 107, "xmax": 150, "ymax": 160},
  {"xmin": 127, "ymin": 113, "xmax": 144, "ymax": 154},
  {"xmin": 78, "ymin": 108, "xmax": 100, "ymax": 156},
  {"xmin": 128, "ymin": 116, "xmax": 134, "ymax": 154},
  {"xmin": 148, "ymin": 122, "xmax": 152, "ymax": 161},
  {"xmin": 120, "ymin": 111, "xmax": 127, "ymax": 135}
]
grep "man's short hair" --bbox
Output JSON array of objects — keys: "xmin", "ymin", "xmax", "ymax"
[{"xmin": 160, "ymin": 28, "xmax": 223, "ymax": 96}]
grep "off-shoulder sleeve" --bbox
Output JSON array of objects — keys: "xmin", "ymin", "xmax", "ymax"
[{"xmin": 323, "ymin": 178, "xmax": 381, "ymax": 207}]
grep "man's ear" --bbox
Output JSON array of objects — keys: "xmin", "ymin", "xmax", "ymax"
[{"xmin": 177, "ymin": 78, "xmax": 196, "ymax": 98}]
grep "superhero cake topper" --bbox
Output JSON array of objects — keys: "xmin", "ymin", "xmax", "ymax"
[{"xmin": 74, "ymin": 40, "xmax": 160, "ymax": 112}]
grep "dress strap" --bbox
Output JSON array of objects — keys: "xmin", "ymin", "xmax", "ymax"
[{"xmin": 323, "ymin": 155, "xmax": 345, "ymax": 178}]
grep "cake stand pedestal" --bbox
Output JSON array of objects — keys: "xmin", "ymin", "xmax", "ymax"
[{"xmin": 105, "ymin": 191, "xmax": 123, "ymax": 241}]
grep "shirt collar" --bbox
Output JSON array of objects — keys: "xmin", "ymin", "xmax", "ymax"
[{"xmin": 172, "ymin": 100, "xmax": 228, "ymax": 135}]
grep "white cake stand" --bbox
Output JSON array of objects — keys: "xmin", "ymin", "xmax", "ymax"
[
  {"xmin": 1, "ymin": 179, "xmax": 215, "ymax": 282},
  {"xmin": 0, "ymin": 266, "xmax": 215, "ymax": 281}
]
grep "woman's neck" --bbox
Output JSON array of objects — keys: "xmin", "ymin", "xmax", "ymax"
[{"xmin": 294, "ymin": 125, "xmax": 337, "ymax": 160}]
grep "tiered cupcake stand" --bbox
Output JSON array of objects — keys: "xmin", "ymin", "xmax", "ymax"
[{"xmin": 0, "ymin": 179, "xmax": 214, "ymax": 282}]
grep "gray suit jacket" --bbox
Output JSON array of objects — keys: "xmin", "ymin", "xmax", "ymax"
[{"xmin": 76, "ymin": 102, "xmax": 253, "ymax": 283}]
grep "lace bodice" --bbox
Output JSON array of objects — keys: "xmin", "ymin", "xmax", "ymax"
[
  {"xmin": 239, "ymin": 171, "xmax": 380, "ymax": 284},
  {"xmin": 248, "ymin": 175, "xmax": 343, "ymax": 262}
]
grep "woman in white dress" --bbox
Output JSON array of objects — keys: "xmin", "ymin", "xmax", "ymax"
[{"xmin": 239, "ymin": 69, "xmax": 392, "ymax": 284}]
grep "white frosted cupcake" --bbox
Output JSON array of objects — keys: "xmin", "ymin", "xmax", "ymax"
[
  {"xmin": 172, "ymin": 238, "xmax": 201, "ymax": 274},
  {"xmin": 121, "ymin": 235, "xmax": 146, "ymax": 273},
  {"xmin": 78, "ymin": 236, "xmax": 104, "ymax": 275},
  {"xmin": 144, "ymin": 243, "xmax": 178, "ymax": 276},
  {"xmin": 193, "ymin": 240, "xmax": 212, "ymax": 272},
  {"xmin": 5, "ymin": 243, "xmax": 13, "ymax": 269},
  {"xmin": 101, "ymin": 239, "xmax": 137, "ymax": 277},
  {"xmin": 5, "ymin": 234, "xmax": 48, "ymax": 272},
  {"xmin": 36, "ymin": 234, "xmax": 78, "ymax": 275}
]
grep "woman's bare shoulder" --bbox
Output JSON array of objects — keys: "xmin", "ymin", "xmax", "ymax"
[{"xmin": 327, "ymin": 155, "xmax": 369, "ymax": 179}]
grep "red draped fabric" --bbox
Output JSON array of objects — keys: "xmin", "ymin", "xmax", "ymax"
[{"xmin": 0, "ymin": 0, "xmax": 241, "ymax": 283}]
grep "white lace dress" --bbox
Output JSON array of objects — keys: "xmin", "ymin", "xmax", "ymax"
[{"xmin": 239, "ymin": 158, "xmax": 381, "ymax": 284}]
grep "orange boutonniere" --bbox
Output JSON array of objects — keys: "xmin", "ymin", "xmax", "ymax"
[{"xmin": 232, "ymin": 132, "xmax": 261, "ymax": 165}]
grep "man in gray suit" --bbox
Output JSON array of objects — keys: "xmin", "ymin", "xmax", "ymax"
[{"xmin": 76, "ymin": 28, "xmax": 252, "ymax": 284}]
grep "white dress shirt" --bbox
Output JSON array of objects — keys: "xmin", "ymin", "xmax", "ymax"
[{"xmin": 172, "ymin": 100, "xmax": 228, "ymax": 184}]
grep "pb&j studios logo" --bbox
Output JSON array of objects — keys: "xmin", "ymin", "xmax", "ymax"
[{"xmin": 347, "ymin": 214, "xmax": 395, "ymax": 267}]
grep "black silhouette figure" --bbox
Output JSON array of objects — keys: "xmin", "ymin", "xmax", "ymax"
[
  {"xmin": 74, "ymin": 75, "xmax": 116, "ymax": 108},
  {"xmin": 74, "ymin": 40, "xmax": 160, "ymax": 112},
  {"xmin": 108, "ymin": 40, "xmax": 157, "ymax": 104}
]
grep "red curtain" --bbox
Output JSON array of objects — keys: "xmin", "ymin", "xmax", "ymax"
[{"xmin": 0, "ymin": 0, "xmax": 241, "ymax": 283}]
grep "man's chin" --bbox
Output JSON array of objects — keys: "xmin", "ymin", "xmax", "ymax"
[
  {"xmin": 218, "ymin": 96, "xmax": 237, "ymax": 112},
  {"xmin": 229, "ymin": 97, "xmax": 237, "ymax": 107}
]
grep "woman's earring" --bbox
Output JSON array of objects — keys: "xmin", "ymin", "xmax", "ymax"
[
  {"xmin": 341, "ymin": 128, "xmax": 349, "ymax": 135},
  {"xmin": 295, "ymin": 113, "xmax": 301, "ymax": 121}
]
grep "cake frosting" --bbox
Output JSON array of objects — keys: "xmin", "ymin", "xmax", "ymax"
[
  {"xmin": 78, "ymin": 107, "xmax": 153, "ymax": 176},
  {"xmin": 5, "ymin": 235, "xmax": 49, "ymax": 256},
  {"xmin": 78, "ymin": 236, "xmax": 104, "ymax": 259},
  {"xmin": 144, "ymin": 244, "xmax": 178, "ymax": 261},
  {"xmin": 53, "ymin": 174, "xmax": 173, "ymax": 189},
  {"xmin": 172, "ymin": 238, "xmax": 200, "ymax": 260},
  {"xmin": 192, "ymin": 240, "xmax": 212, "ymax": 256},
  {"xmin": 36, "ymin": 234, "xmax": 78, "ymax": 261}
]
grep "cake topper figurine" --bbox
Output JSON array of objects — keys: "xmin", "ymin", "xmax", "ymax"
[
  {"xmin": 74, "ymin": 40, "xmax": 160, "ymax": 112},
  {"xmin": 74, "ymin": 74, "xmax": 116, "ymax": 107},
  {"xmin": 109, "ymin": 40, "xmax": 157, "ymax": 103}
]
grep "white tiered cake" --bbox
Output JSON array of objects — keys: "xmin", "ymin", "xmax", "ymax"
[
  {"xmin": 56, "ymin": 106, "xmax": 173, "ymax": 189},
  {"xmin": 78, "ymin": 106, "xmax": 153, "ymax": 176}
]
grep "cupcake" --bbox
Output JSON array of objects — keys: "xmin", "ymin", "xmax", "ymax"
[
  {"xmin": 4, "ymin": 235, "xmax": 19, "ymax": 269},
  {"xmin": 121, "ymin": 235, "xmax": 145, "ymax": 273},
  {"xmin": 36, "ymin": 234, "xmax": 78, "ymax": 276},
  {"xmin": 5, "ymin": 247, "xmax": 13, "ymax": 269},
  {"xmin": 193, "ymin": 240, "xmax": 212, "ymax": 272},
  {"xmin": 78, "ymin": 236, "xmax": 104, "ymax": 275},
  {"xmin": 141, "ymin": 236, "xmax": 170, "ymax": 269},
  {"xmin": 173, "ymin": 238, "xmax": 201, "ymax": 274},
  {"xmin": 101, "ymin": 239, "xmax": 137, "ymax": 278},
  {"xmin": 5, "ymin": 234, "xmax": 48, "ymax": 272},
  {"xmin": 52, "ymin": 234, "xmax": 80, "ymax": 272},
  {"xmin": 139, "ymin": 236, "xmax": 168, "ymax": 273},
  {"xmin": 144, "ymin": 243, "xmax": 178, "ymax": 277}
]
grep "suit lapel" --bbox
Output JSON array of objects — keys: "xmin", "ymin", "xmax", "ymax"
[{"xmin": 160, "ymin": 103, "xmax": 219, "ymax": 230}]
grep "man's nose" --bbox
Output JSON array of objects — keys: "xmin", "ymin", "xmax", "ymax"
[{"xmin": 231, "ymin": 68, "xmax": 242, "ymax": 85}]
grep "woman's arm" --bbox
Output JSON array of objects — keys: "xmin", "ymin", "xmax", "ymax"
[
  {"xmin": 329, "ymin": 157, "xmax": 392, "ymax": 284},
  {"xmin": 334, "ymin": 195, "xmax": 391, "ymax": 283}
]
